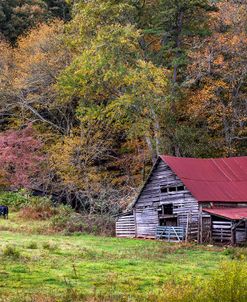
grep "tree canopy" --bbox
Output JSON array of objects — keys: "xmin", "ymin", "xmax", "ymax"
[{"xmin": 0, "ymin": 0, "xmax": 246, "ymax": 211}]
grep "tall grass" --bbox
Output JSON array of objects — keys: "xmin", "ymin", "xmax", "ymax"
[
  {"xmin": 0, "ymin": 260, "xmax": 245, "ymax": 302},
  {"xmin": 2, "ymin": 245, "xmax": 21, "ymax": 259},
  {"xmin": 150, "ymin": 261, "xmax": 247, "ymax": 302}
]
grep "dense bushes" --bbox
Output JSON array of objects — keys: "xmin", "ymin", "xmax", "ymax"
[
  {"xmin": 18, "ymin": 198, "xmax": 57, "ymax": 220},
  {"xmin": 50, "ymin": 204, "xmax": 115, "ymax": 236},
  {"xmin": 0, "ymin": 190, "xmax": 54, "ymax": 216},
  {"xmin": 0, "ymin": 190, "xmax": 30, "ymax": 210},
  {"xmin": 51, "ymin": 212, "xmax": 115, "ymax": 236},
  {"xmin": 20, "ymin": 195, "xmax": 115, "ymax": 236},
  {"xmin": 1, "ymin": 191, "xmax": 115, "ymax": 236}
]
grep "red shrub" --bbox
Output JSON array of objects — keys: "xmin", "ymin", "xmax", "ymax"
[{"xmin": 0, "ymin": 124, "xmax": 45, "ymax": 189}]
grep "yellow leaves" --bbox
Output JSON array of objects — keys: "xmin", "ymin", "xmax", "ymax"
[
  {"xmin": 49, "ymin": 125, "xmax": 114, "ymax": 189},
  {"xmin": 49, "ymin": 135, "xmax": 84, "ymax": 186},
  {"xmin": 13, "ymin": 20, "xmax": 66, "ymax": 90},
  {"xmin": 124, "ymin": 60, "xmax": 169, "ymax": 97},
  {"xmin": 0, "ymin": 39, "xmax": 13, "ymax": 89}
]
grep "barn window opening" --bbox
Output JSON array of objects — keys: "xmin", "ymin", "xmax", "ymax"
[
  {"xmin": 160, "ymin": 186, "xmax": 168, "ymax": 193},
  {"xmin": 162, "ymin": 204, "xmax": 173, "ymax": 215},
  {"xmin": 177, "ymin": 185, "xmax": 185, "ymax": 191},
  {"xmin": 160, "ymin": 185, "xmax": 185, "ymax": 194}
]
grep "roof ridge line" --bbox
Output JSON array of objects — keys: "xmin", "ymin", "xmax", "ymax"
[{"xmin": 180, "ymin": 178, "xmax": 246, "ymax": 182}]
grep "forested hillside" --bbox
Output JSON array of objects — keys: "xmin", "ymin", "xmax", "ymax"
[{"xmin": 0, "ymin": 0, "xmax": 246, "ymax": 212}]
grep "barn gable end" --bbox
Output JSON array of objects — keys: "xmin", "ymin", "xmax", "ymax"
[{"xmin": 134, "ymin": 158, "xmax": 199, "ymax": 238}]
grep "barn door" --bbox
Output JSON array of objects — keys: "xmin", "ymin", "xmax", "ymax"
[{"xmin": 135, "ymin": 206, "xmax": 159, "ymax": 238}]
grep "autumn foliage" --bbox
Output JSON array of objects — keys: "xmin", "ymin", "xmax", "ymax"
[
  {"xmin": 0, "ymin": 125, "xmax": 44, "ymax": 189},
  {"xmin": 0, "ymin": 0, "xmax": 246, "ymax": 211}
]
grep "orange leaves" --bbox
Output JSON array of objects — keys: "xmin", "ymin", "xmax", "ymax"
[{"xmin": 185, "ymin": 0, "xmax": 247, "ymax": 156}]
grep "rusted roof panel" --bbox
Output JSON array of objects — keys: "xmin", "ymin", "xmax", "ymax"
[
  {"xmin": 203, "ymin": 207, "xmax": 247, "ymax": 220},
  {"xmin": 160, "ymin": 156, "xmax": 247, "ymax": 202}
]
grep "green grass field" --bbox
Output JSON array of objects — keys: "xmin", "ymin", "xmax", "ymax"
[{"xmin": 0, "ymin": 213, "xmax": 246, "ymax": 302}]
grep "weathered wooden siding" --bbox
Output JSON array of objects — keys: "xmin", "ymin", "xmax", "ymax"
[
  {"xmin": 116, "ymin": 214, "xmax": 136, "ymax": 237},
  {"xmin": 135, "ymin": 160, "xmax": 199, "ymax": 238},
  {"xmin": 211, "ymin": 220, "xmax": 232, "ymax": 243},
  {"xmin": 235, "ymin": 221, "xmax": 246, "ymax": 244},
  {"xmin": 135, "ymin": 207, "xmax": 159, "ymax": 238}
]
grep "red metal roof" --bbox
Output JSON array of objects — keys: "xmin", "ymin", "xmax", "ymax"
[
  {"xmin": 203, "ymin": 208, "xmax": 247, "ymax": 220},
  {"xmin": 160, "ymin": 156, "xmax": 247, "ymax": 202}
]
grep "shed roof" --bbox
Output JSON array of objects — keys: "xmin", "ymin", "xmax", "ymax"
[
  {"xmin": 160, "ymin": 156, "xmax": 247, "ymax": 202},
  {"xmin": 203, "ymin": 207, "xmax": 247, "ymax": 220}
]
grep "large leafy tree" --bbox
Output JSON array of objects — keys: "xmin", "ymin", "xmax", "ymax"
[
  {"xmin": 141, "ymin": 0, "xmax": 214, "ymax": 79},
  {"xmin": 47, "ymin": 1, "xmax": 169, "ymax": 205},
  {"xmin": 0, "ymin": 20, "xmax": 73, "ymax": 134},
  {"xmin": 58, "ymin": 1, "xmax": 169, "ymax": 162},
  {"xmin": 139, "ymin": 0, "xmax": 216, "ymax": 156},
  {"xmin": 186, "ymin": 0, "xmax": 247, "ymax": 156}
]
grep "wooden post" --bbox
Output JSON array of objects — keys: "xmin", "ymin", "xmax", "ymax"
[
  {"xmin": 133, "ymin": 208, "xmax": 137, "ymax": 238},
  {"xmin": 245, "ymin": 220, "xmax": 247, "ymax": 242},
  {"xmin": 209, "ymin": 215, "xmax": 212, "ymax": 244},
  {"xmin": 230, "ymin": 222, "xmax": 233, "ymax": 245},
  {"xmin": 199, "ymin": 205, "xmax": 203, "ymax": 244},
  {"xmin": 185, "ymin": 212, "xmax": 189, "ymax": 242}
]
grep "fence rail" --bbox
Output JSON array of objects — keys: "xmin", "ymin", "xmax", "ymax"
[{"xmin": 156, "ymin": 226, "xmax": 185, "ymax": 242}]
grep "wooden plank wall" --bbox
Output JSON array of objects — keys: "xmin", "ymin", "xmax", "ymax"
[
  {"xmin": 116, "ymin": 214, "xmax": 136, "ymax": 237},
  {"xmin": 135, "ymin": 160, "xmax": 200, "ymax": 238},
  {"xmin": 211, "ymin": 221, "xmax": 232, "ymax": 243},
  {"xmin": 201, "ymin": 217, "xmax": 211, "ymax": 243},
  {"xmin": 235, "ymin": 222, "xmax": 246, "ymax": 244},
  {"xmin": 135, "ymin": 207, "xmax": 159, "ymax": 238}
]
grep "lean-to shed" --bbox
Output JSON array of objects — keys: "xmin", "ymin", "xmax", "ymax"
[{"xmin": 116, "ymin": 156, "xmax": 247, "ymax": 244}]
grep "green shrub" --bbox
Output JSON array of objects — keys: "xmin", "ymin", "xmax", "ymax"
[
  {"xmin": 0, "ymin": 190, "xmax": 30, "ymax": 210},
  {"xmin": 27, "ymin": 242, "xmax": 38, "ymax": 249},
  {"xmin": 18, "ymin": 195, "xmax": 59, "ymax": 220},
  {"xmin": 51, "ymin": 210, "xmax": 115, "ymax": 236},
  {"xmin": 224, "ymin": 247, "xmax": 247, "ymax": 260},
  {"xmin": 42, "ymin": 242, "xmax": 58, "ymax": 251},
  {"xmin": 3, "ymin": 245, "xmax": 21, "ymax": 259},
  {"xmin": 0, "ymin": 190, "xmax": 55, "ymax": 218}
]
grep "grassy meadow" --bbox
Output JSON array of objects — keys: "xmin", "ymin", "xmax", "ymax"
[{"xmin": 0, "ymin": 213, "xmax": 246, "ymax": 302}]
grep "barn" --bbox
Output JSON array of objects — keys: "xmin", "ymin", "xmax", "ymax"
[{"xmin": 116, "ymin": 156, "xmax": 247, "ymax": 244}]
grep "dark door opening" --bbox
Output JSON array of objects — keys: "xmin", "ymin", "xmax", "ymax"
[{"xmin": 159, "ymin": 217, "xmax": 177, "ymax": 226}]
